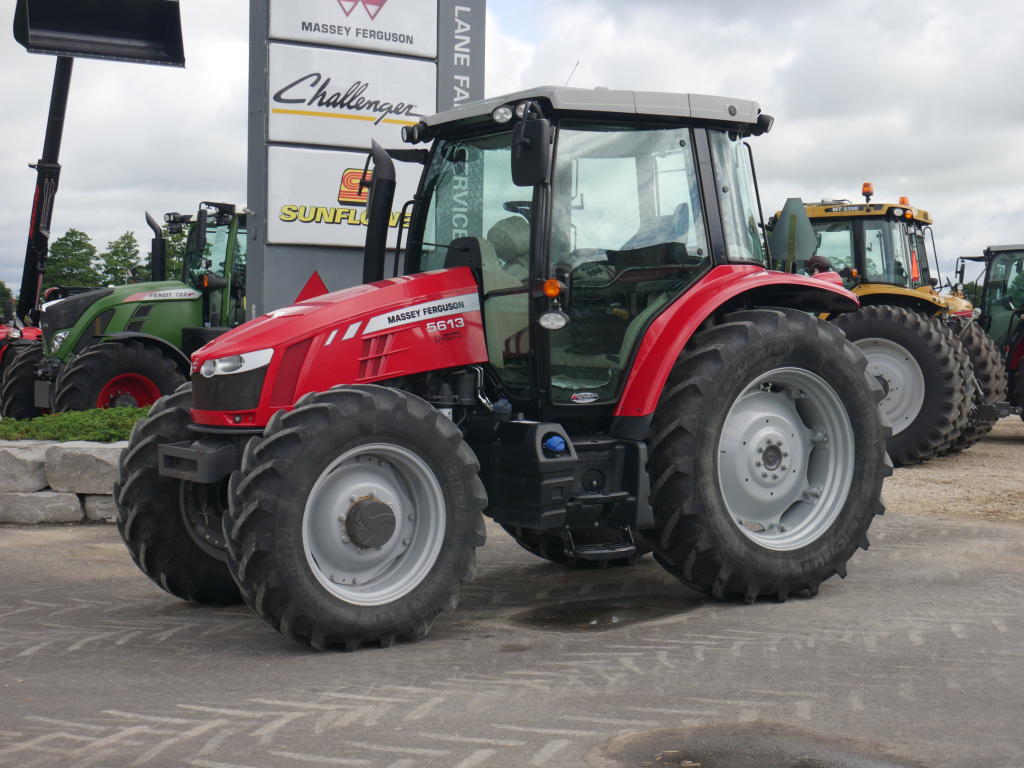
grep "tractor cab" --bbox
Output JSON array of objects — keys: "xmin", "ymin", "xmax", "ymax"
[
  {"xmin": 960, "ymin": 246, "xmax": 1024, "ymax": 348},
  {"xmin": 398, "ymin": 88, "xmax": 786, "ymax": 417},
  {"xmin": 169, "ymin": 202, "xmax": 248, "ymax": 330},
  {"xmin": 800, "ymin": 192, "xmax": 935, "ymax": 291}
]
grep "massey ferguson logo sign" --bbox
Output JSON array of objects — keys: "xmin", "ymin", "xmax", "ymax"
[
  {"xmin": 269, "ymin": 0, "xmax": 438, "ymax": 59},
  {"xmin": 337, "ymin": 0, "xmax": 387, "ymax": 19}
]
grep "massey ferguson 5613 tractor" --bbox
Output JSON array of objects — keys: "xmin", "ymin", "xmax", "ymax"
[{"xmin": 116, "ymin": 87, "xmax": 890, "ymax": 650}]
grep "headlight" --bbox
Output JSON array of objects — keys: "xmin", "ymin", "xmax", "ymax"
[
  {"xmin": 50, "ymin": 329, "xmax": 70, "ymax": 349},
  {"xmin": 8, "ymin": 328, "xmax": 21, "ymax": 339},
  {"xmin": 199, "ymin": 348, "xmax": 274, "ymax": 378}
]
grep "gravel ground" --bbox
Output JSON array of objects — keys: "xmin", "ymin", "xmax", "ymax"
[
  {"xmin": 0, "ymin": 419, "xmax": 1022, "ymax": 767},
  {"xmin": 884, "ymin": 417, "xmax": 1024, "ymax": 522}
]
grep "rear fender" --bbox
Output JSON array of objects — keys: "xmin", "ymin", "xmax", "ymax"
[{"xmin": 613, "ymin": 265, "xmax": 858, "ymax": 421}]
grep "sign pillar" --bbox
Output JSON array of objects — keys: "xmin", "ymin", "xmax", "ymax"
[{"xmin": 247, "ymin": 0, "xmax": 486, "ymax": 316}]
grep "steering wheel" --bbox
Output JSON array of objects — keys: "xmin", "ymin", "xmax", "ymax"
[{"xmin": 503, "ymin": 201, "xmax": 532, "ymax": 221}]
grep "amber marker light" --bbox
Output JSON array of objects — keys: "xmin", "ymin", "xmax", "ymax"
[
  {"xmin": 905, "ymin": 210, "xmax": 913, "ymax": 219},
  {"xmin": 862, "ymin": 182, "xmax": 874, "ymax": 202},
  {"xmin": 899, "ymin": 196, "xmax": 910, "ymax": 205},
  {"xmin": 543, "ymin": 278, "xmax": 564, "ymax": 298}
]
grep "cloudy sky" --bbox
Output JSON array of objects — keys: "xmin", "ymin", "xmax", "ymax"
[{"xmin": 2, "ymin": 0, "xmax": 1023, "ymax": 295}]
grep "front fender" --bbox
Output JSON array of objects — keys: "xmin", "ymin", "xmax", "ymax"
[
  {"xmin": 613, "ymin": 265, "xmax": 859, "ymax": 419},
  {"xmin": 99, "ymin": 332, "xmax": 191, "ymax": 376}
]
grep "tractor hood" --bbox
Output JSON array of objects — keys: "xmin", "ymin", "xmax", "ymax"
[{"xmin": 189, "ymin": 268, "xmax": 489, "ymax": 427}]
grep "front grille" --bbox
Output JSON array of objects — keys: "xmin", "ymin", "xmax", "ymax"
[{"xmin": 191, "ymin": 367, "xmax": 266, "ymax": 411}]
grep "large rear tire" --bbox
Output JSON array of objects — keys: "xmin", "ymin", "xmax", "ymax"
[
  {"xmin": 945, "ymin": 321, "xmax": 1009, "ymax": 452},
  {"xmin": 54, "ymin": 340, "xmax": 184, "ymax": 411},
  {"xmin": 831, "ymin": 305, "xmax": 967, "ymax": 466},
  {"xmin": 0, "ymin": 343, "xmax": 44, "ymax": 419},
  {"xmin": 114, "ymin": 383, "xmax": 242, "ymax": 604},
  {"xmin": 225, "ymin": 385, "xmax": 487, "ymax": 650},
  {"xmin": 646, "ymin": 309, "xmax": 890, "ymax": 602}
]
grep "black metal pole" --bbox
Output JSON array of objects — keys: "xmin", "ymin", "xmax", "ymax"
[
  {"xmin": 17, "ymin": 55, "xmax": 74, "ymax": 322},
  {"xmin": 145, "ymin": 211, "xmax": 167, "ymax": 282}
]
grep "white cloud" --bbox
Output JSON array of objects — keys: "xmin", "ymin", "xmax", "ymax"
[
  {"xmin": 3, "ymin": 0, "xmax": 1023, "ymax": 295},
  {"xmin": 483, "ymin": 0, "xmax": 1024, "ymax": 279},
  {"xmin": 0, "ymin": 0, "xmax": 248, "ymax": 290}
]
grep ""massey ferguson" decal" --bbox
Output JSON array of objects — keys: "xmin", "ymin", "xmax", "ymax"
[{"xmin": 363, "ymin": 293, "xmax": 480, "ymax": 334}]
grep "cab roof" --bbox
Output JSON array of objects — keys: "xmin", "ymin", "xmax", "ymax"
[
  {"xmin": 420, "ymin": 85, "xmax": 765, "ymax": 135},
  {"xmin": 803, "ymin": 200, "xmax": 933, "ymax": 226}
]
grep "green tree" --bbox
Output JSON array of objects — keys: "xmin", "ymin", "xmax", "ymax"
[
  {"xmin": 43, "ymin": 228, "xmax": 101, "ymax": 292},
  {"xmin": 962, "ymin": 281, "xmax": 982, "ymax": 306},
  {"xmin": 0, "ymin": 280, "xmax": 13, "ymax": 321},
  {"xmin": 98, "ymin": 231, "xmax": 142, "ymax": 285}
]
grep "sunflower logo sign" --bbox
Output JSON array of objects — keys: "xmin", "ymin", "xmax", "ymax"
[
  {"xmin": 338, "ymin": 168, "xmax": 370, "ymax": 205},
  {"xmin": 268, "ymin": 146, "xmax": 417, "ymax": 248}
]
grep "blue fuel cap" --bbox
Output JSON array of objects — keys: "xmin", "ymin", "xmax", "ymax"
[{"xmin": 543, "ymin": 434, "xmax": 566, "ymax": 453}]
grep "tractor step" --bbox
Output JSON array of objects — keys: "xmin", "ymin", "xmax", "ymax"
[
  {"xmin": 564, "ymin": 527, "xmax": 637, "ymax": 561},
  {"xmin": 570, "ymin": 540, "xmax": 638, "ymax": 561}
]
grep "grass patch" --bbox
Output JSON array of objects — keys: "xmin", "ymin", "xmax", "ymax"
[{"xmin": 0, "ymin": 407, "xmax": 149, "ymax": 442}]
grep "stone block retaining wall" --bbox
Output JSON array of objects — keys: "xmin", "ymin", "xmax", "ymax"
[{"xmin": 0, "ymin": 441, "xmax": 127, "ymax": 523}]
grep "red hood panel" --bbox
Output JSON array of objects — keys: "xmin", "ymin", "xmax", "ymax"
[{"xmin": 191, "ymin": 268, "xmax": 489, "ymax": 426}]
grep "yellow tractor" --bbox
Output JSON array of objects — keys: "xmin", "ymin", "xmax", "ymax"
[{"xmin": 776, "ymin": 184, "xmax": 1003, "ymax": 464}]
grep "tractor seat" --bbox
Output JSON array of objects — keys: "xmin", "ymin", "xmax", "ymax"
[
  {"xmin": 487, "ymin": 215, "xmax": 530, "ymax": 273},
  {"xmin": 619, "ymin": 203, "xmax": 689, "ymax": 251}
]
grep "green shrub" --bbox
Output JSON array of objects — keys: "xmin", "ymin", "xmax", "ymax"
[{"xmin": 0, "ymin": 407, "xmax": 149, "ymax": 442}]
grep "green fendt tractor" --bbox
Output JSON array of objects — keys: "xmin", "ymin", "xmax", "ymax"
[
  {"xmin": 0, "ymin": 202, "xmax": 246, "ymax": 418},
  {"xmin": 958, "ymin": 245, "xmax": 1024, "ymax": 420}
]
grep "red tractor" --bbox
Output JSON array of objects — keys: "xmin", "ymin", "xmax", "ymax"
[
  {"xmin": 116, "ymin": 87, "xmax": 891, "ymax": 650},
  {"xmin": 0, "ymin": 299, "xmax": 43, "ymax": 401}
]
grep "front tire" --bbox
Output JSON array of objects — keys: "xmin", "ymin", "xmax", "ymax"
[
  {"xmin": 647, "ymin": 309, "xmax": 890, "ymax": 602},
  {"xmin": 832, "ymin": 305, "xmax": 967, "ymax": 466},
  {"xmin": 114, "ymin": 383, "xmax": 241, "ymax": 604},
  {"xmin": 0, "ymin": 343, "xmax": 44, "ymax": 419},
  {"xmin": 54, "ymin": 340, "xmax": 185, "ymax": 411},
  {"xmin": 225, "ymin": 385, "xmax": 487, "ymax": 650}
]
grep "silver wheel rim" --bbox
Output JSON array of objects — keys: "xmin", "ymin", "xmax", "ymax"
[
  {"xmin": 717, "ymin": 367, "xmax": 855, "ymax": 551},
  {"xmin": 302, "ymin": 442, "xmax": 446, "ymax": 606},
  {"xmin": 855, "ymin": 337, "xmax": 925, "ymax": 436}
]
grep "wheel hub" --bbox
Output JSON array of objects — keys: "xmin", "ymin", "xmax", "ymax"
[
  {"xmin": 717, "ymin": 368, "xmax": 855, "ymax": 551},
  {"xmin": 856, "ymin": 338, "xmax": 925, "ymax": 436},
  {"xmin": 303, "ymin": 445, "xmax": 446, "ymax": 606},
  {"xmin": 344, "ymin": 498, "xmax": 397, "ymax": 549}
]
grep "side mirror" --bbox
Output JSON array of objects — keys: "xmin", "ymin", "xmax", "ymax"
[{"xmin": 511, "ymin": 118, "xmax": 552, "ymax": 187}]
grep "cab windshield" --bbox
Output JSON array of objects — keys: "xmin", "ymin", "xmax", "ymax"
[
  {"xmin": 986, "ymin": 249, "xmax": 1024, "ymax": 346},
  {"xmin": 808, "ymin": 218, "xmax": 922, "ymax": 289}
]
